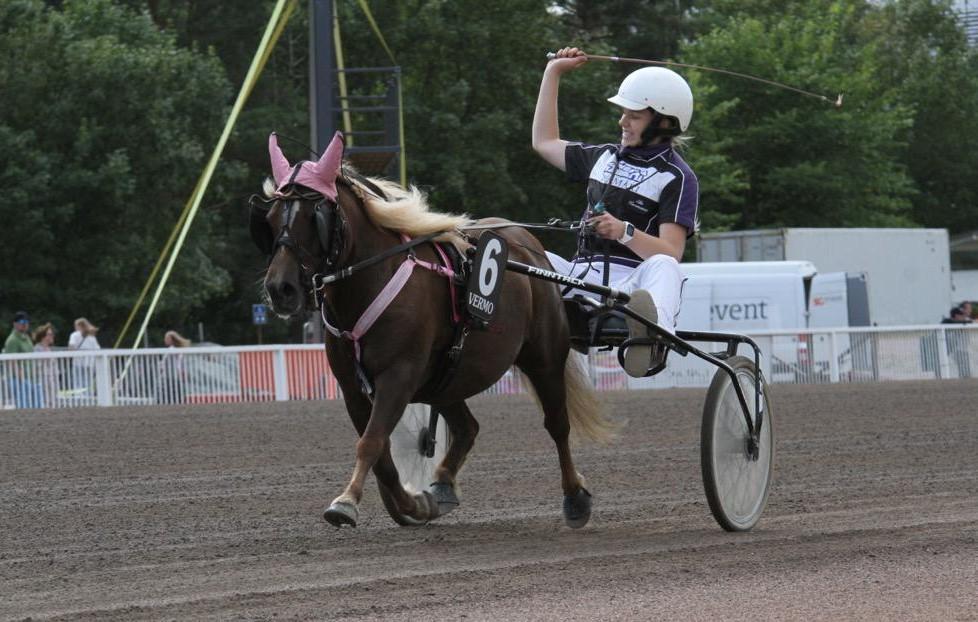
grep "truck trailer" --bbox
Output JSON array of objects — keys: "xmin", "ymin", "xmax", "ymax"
[{"xmin": 696, "ymin": 228, "xmax": 952, "ymax": 326}]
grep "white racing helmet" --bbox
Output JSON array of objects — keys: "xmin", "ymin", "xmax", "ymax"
[{"xmin": 607, "ymin": 66, "xmax": 693, "ymax": 132}]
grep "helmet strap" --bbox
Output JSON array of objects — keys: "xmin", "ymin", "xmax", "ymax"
[{"xmin": 641, "ymin": 110, "xmax": 681, "ymax": 144}]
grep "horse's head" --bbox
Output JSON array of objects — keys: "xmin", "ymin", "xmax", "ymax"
[{"xmin": 250, "ymin": 132, "xmax": 349, "ymax": 317}]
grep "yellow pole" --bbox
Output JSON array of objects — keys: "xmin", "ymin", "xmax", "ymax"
[
  {"xmin": 334, "ymin": 2, "xmax": 354, "ymax": 145},
  {"xmin": 129, "ymin": 0, "xmax": 297, "ymax": 351},
  {"xmin": 115, "ymin": 0, "xmax": 299, "ymax": 349}
]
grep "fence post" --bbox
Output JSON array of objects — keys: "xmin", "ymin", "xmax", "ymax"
[
  {"xmin": 272, "ymin": 348, "xmax": 289, "ymax": 401},
  {"xmin": 95, "ymin": 354, "xmax": 113, "ymax": 407},
  {"xmin": 829, "ymin": 331, "xmax": 840, "ymax": 383},
  {"xmin": 936, "ymin": 328, "xmax": 951, "ymax": 379}
]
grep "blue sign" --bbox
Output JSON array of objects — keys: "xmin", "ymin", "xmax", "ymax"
[{"xmin": 252, "ymin": 303, "xmax": 268, "ymax": 326}]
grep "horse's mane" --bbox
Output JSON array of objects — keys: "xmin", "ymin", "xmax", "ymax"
[
  {"xmin": 262, "ymin": 169, "xmax": 470, "ymax": 247},
  {"xmin": 346, "ymin": 173, "xmax": 469, "ymax": 245}
]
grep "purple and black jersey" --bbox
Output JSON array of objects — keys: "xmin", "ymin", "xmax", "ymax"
[{"xmin": 565, "ymin": 142, "xmax": 699, "ymax": 265}]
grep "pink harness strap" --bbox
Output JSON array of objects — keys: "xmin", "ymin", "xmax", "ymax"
[
  {"xmin": 413, "ymin": 241, "xmax": 462, "ymax": 324},
  {"xmin": 322, "ymin": 235, "xmax": 461, "ymax": 362}
]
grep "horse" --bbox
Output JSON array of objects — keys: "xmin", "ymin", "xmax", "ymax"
[{"xmin": 251, "ymin": 131, "xmax": 615, "ymax": 528}]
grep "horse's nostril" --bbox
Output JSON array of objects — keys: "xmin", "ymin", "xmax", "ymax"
[
  {"xmin": 280, "ymin": 282, "xmax": 298, "ymax": 301},
  {"xmin": 266, "ymin": 279, "xmax": 302, "ymax": 314}
]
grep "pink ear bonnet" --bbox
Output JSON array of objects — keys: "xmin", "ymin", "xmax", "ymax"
[{"xmin": 268, "ymin": 131, "xmax": 345, "ymax": 200}]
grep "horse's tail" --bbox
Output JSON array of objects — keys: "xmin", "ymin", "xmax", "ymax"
[{"xmin": 564, "ymin": 353, "xmax": 619, "ymax": 444}]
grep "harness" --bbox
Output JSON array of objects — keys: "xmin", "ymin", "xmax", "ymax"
[
  {"xmin": 251, "ymin": 176, "xmax": 469, "ymax": 399},
  {"xmin": 318, "ymin": 234, "xmax": 463, "ymax": 395}
]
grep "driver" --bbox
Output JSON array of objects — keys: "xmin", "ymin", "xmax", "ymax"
[{"xmin": 532, "ymin": 46, "xmax": 698, "ymax": 377}]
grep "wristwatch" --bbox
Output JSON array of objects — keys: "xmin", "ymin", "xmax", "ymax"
[{"xmin": 617, "ymin": 222, "xmax": 635, "ymax": 244}]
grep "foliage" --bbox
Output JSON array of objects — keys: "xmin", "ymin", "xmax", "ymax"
[
  {"xmin": 3, "ymin": 0, "xmax": 977, "ymax": 344},
  {"xmin": 0, "ymin": 0, "xmax": 241, "ymax": 345},
  {"xmin": 550, "ymin": 0, "xmax": 704, "ymax": 61},
  {"xmin": 680, "ymin": 0, "xmax": 918, "ymax": 230},
  {"xmin": 868, "ymin": 0, "xmax": 978, "ymax": 233}
]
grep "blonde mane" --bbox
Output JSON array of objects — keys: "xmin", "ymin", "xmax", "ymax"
[
  {"xmin": 261, "ymin": 171, "xmax": 471, "ymax": 248},
  {"xmin": 347, "ymin": 174, "xmax": 470, "ymax": 245}
]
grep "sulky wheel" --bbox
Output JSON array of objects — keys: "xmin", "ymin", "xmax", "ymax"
[
  {"xmin": 701, "ymin": 355, "xmax": 774, "ymax": 532},
  {"xmin": 379, "ymin": 404, "xmax": 450, "ymax": 526}
]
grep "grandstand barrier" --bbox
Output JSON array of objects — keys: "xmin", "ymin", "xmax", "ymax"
[{"xmin": 1, "ymin": 325, "xmax": 975, "ymax": 410}]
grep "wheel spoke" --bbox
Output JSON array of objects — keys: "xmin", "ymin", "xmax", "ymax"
[
  {"xmin": 703, "ymin": 357, "xmax": 774, "ymax": 531},
  {"xmin": 382, "ymin": 405, "xmax": 451, "ymax": 523}
]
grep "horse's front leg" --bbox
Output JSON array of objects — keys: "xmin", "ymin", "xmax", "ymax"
[{"xmin": 323, "ymin": 367, "xmax": 437, "ymax": 527}]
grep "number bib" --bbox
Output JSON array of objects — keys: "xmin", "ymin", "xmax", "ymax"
[{"xmin": 466, "ymin": 231, "xmax": 508, "ymax": 323}]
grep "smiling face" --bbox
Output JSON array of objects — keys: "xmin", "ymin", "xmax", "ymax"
[{"xmin": 618, "ymin": 107, "xmax": 654, "ymax": 147}]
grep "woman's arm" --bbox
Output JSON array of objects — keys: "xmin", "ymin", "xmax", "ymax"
[
  {"xmin": 532, "ymin": 47, "xmax": 587, "ymax": 171},
  {"xmin": 626, "ymin": 222, "xmax": 687, "ymax": 262},
  {"xmin": 588, "ymin": 214, "xmax": 687, "ymax": 262}
]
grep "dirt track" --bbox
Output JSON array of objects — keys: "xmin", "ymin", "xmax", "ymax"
[{"xmin": 2, "ymin": 380, "xmax": 978, "ymax": 621}]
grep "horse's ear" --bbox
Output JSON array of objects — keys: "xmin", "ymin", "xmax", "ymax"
[
  {"xmin": 311, "ymin": 131, "xmax": 344, "ymax": 197},
  {"xmin": 268, "ymin": 133, "xmax": 292, "ymax": 187}
]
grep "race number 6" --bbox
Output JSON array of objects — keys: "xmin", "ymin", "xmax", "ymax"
[
  {"xmin": 466, "ymin": 231, "xmax": 509, "ymax": 323},
  {"xmin": 478, "ymin": 238, "xmax": 503, "ymax": 297}
]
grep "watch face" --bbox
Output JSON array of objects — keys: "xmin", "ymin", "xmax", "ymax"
[{"xmin": 626, "ymin": 223, "xmax": 635, "ymax": 236}]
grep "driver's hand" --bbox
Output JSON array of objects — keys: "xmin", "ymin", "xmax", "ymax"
[
  {"xmin": 548, "ymin": 47, "xmax": 588, "ymax": 74},
  {"xmin": 586, "ymin": 212, "xmax": 626, "ymax": 240}
]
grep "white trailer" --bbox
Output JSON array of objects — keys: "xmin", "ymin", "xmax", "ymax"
[
  {"xmin": 679, "ymin": 261, "xmax": 814, "ymax": 332},
  {"xmin": 951, "ymin": 270, "xmax": 978, "ymax": 305},
  {"xmin": 697, "ymin": 228, "xmax": 952, "ymax": 326},
  {"xmin": 674, "ymin": 261, "xmax": 870, "ymax": 383}
]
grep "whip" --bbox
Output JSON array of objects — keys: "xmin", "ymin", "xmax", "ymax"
[{"xmin": 546, "ymin": 52, "xmax": 843, "ymax": 108}]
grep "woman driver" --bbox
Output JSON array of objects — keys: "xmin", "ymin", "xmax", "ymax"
[{"xmin": 532, "ymin": 46, "xmax": 699, "ymax": 376}]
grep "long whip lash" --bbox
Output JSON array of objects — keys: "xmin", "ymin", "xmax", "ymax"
[{"xmin": 546, "ymin": 52, "xmax": 843, "ymax": 107}]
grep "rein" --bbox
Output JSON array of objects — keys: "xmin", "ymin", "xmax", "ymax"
[
  {"xmin": 313, "ymin": 217, "xmax": 585, "ymax": 288},
  {"xmin": 313, "ymin": 231, "xmax": 442, "ymax": 288},
  {"xmin": 459, "ymin": 218, "xmax": 583, "ymax": 233}
]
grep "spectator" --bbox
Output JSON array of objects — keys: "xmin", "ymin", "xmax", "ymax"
[
  {"xmin": 156, "ymin": 330, "xmax": 190, "ymax": 404},
  {"xmin": 941, "ymin": 305, "xmax": 972, "ymax": 378},
  {"xmin": 32, "ymin": 322, "xmax": 59, "ymax": 408},
  {"xmin": 164, "ymin": 330, "xmax": 191, "ymax": 348},
  {"xmin": 959, "ymin": 301, "xmax": 974, "ymax": 322},
  {"xmin": 2, "ymin": 311, "xmax": 41, "ymax": 408},
  {"xmin": 68, "ymin": 317, "xmax": 100, "ymax": 391},
  {"xmin": 943, "ymin": 305, "xmax": 973, "ymax": 325}
]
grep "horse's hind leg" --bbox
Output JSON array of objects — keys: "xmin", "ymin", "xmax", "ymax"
[
  {"xmin": 518, "ymin": 360, "xmax": 592, "ymax": 529},
  {"xmin": 426, "ymin": 401, "xmax": 480, "ymax": 516}
]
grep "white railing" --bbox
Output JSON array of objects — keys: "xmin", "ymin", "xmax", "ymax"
[
  {"xmin": 1, "ymin": 325, "xmax": 975, "ymax": 410},
  {"xmin": 623, "ymin": 324, "xmax": 977, "ymax": 391}
]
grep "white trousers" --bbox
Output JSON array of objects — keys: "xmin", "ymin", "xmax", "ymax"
[{"xmin": 545, "ymin": 252, "xmax": 685, "ymax": 332}]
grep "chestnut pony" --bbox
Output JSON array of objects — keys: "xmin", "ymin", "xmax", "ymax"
[{"xmin": 253, "ymin": 132, "xmax": 613, "ymax": 528}]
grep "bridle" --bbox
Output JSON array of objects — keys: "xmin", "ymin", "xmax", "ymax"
[
  {"xmin": 250, "ymin": 175, "xmax": 447, "ymax": 307},
  {"xmin": 249, "ymin": 183, "xmax": 346, "ymax": 281}
]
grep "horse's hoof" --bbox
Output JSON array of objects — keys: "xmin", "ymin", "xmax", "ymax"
[
  {"xmin": 428, "ymin": 482, "xmax": 460, "ymax": 516},
  {"xmin": 323, "ymin": 500, "xmax": 359, "ymax": 527},
  {"xmin": 563, "ymin": 487, "xmax": 592, "ymax": 529}
]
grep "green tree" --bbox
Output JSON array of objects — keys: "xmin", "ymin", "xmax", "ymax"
[
  {"xmin": 551, "ymin": 0, "xmax": 704, "ymax": 62},
  {"xmin": 868, "ymin": 0, "xmax": 978, "ymax": 234},
  {"xmin": 680, "ymin": 0, "xmax": 918, "ymax": 231},
  {"xmin": 0, "ymin": 0, "xmax": 241, "ymax": 344}
]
